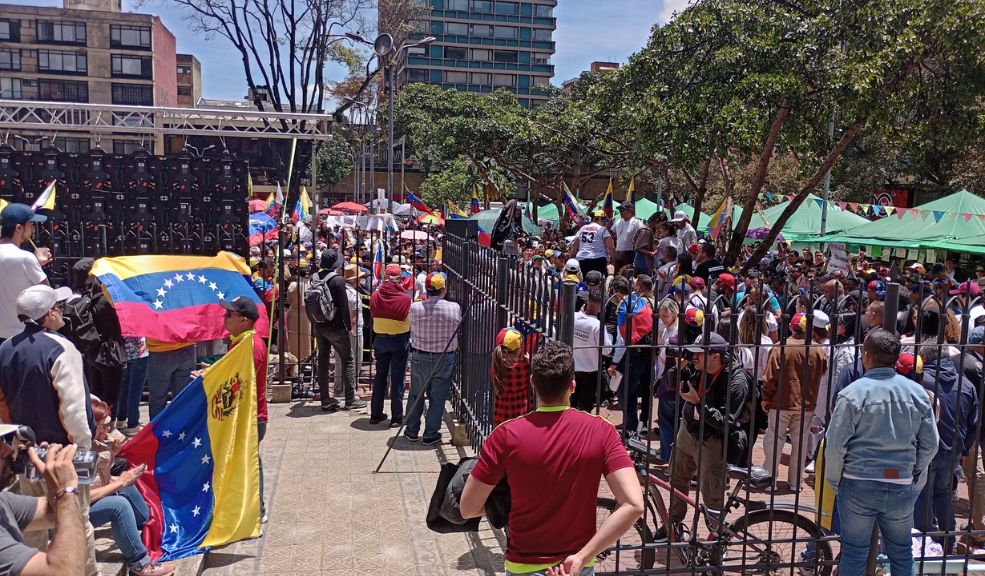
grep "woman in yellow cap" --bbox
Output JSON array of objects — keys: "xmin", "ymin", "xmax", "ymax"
[{"xmin": 490, "ymin": 327, "xmax": 530, "ymax": 427}]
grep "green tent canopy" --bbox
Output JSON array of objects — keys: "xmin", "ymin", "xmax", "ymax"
[
  {"xmin": 471, "ymin": 207, "xmax": 541, "ymax": 236},
  {"xmin": 758, "ymin": 194, "xmax": 870, "ymax": 241},
  {"xmin": 824, "ymin": 189, "xmax": 985, "ymax": 247},
  {"xmin": 633, "ymin": 198, "xmax": 663, "ymax": 220}
]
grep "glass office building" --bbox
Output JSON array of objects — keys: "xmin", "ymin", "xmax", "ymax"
[{"xmin": 398, "ymin": 0, "xmax": 557, "ymax": 107}]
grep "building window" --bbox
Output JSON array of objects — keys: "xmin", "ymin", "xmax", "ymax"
[
  {"xmin": 38, "ymin": 50, "xmax": 87, "ymax": 73},
  {"xmin": 470, "ymin": 72, "xmax": 491, "ymax": 84},
  {"xmin": 534, "ymin": 5, "xmax": 553, "ymax": 17},
  {"xmin": 446, "ymin": 22, "xmax": 467, "ymax": 35},
  {"xmin": 444, "ymin": 46, "xmax": 466, "ymax": 60},
  {"xmin": 471, "ymin": 49, "xmax": 491, "ymax": 61},
  {"xmin": 406, "ymin": 68, "xmax": 427, "ymax": 82},
  {"xmin": 36, "ymin": 21, "xmax": 86, "ymax": 44},
  {"xmin": 407, "ymin": 45, "xmax": 426, "ymax": 56},
  {"xmin": 471, "ymin": 0, "xmax": 492, "ymax": 12},
  {"xmin": 494, "ymin": 26, "xmax": 517, "ymax": 39},
  {"xmin": 0, "ymin": 49, "xmax": 19, "ymax": 71},
  {"xmin": 444, "ymin": 71, "xmax": 468, "ymax": 84},
  {"xmin": 0, "ymin": 77, "xmax": 22, "ymax": 99},
  {"xmin": 0, "ymin": 21, "xmax": 20, "ymax": 42},
  {"xmin": 493, "ymin": 73, "xmax": 515, "ymax": 86},
  {"xmin": 177, "ymin": 85, "xmax": 192, "ymax": 96},
  {"xmin": 493, "ymin": 50, "xmax": 517, "ymax": 63},
  {"xmin": 38, "ymin": 79, "xmax": 88, "ymax": 102},
  {"xmin": 446, "ymin": 0, "xmax": 468, "ymax": 9},
  {"xmin": 532, "ymin": 75, "xmax": 549, "ymax": 86},
  {"xmin": 471, "ymin": 25, "xmax": 493, "ymax": 37},
  {"xmin": 113, "ymin": 140, "xmax": 141, "ymax": 155},
  {"xmin": 532, "ymin": 28, "xmax": 552, "ymax": 41},
  {"xmin": 112, "ymin": 83, "xmax": 153, "ymax": 105},
  {"xmin": 495, "ymin": 1, "xmax": 518, "ymax": 15},
  {"xmin": 54, "ymin": 137, "xmax": 89, "ymax": 154},
  {"xmin": 110, "ymin": 25, "xmax": 151, "ymax": 49},
  {"xmin": 177, "ymin": 65, "xmax": 192, "ymax": 75},
  {"xmin": 112, "ymin": 55, "xmax": 152, "ymax": 78},
  {"xmin": 532, "ymin": 52, "xmax": 551, "ymax": 65}
]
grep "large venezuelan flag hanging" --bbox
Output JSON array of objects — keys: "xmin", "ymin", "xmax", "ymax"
[
  {"xmin": 90, "ymin": 251, "xmax": 268, "ymax": 343},
  {"xmin": 119, "ymin": 338, "xmax": 261, "ymax": 561}
]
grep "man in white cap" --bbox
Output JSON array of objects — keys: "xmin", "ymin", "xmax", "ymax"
[
  {"xmin": 670, "ymin": 210, "xmax": 697, "ymax": 254},
  {"xmin": 0, "ymin": 203, "xmax": 51, "ymax": 344},
  {"xmin": 0, "ymin": 284, "xmax": 99, "ymax": 575}
]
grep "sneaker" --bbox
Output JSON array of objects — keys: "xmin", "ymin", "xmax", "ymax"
[
  {"xmin": 123, "ymin": 426, "xmax": 142, "ymax": 437},
  {"xmin": 261, "ymin": 513, "xmax": 268, "ymax": 524},
  {"xmin": 390, "ymin": 420, "xmax": 403, "ymax": 428},
  {"xmin": 345, "ymin": 399, "xmax": 368, "ymax": 410},
  {"xmin": 403, "ymin": 432, "xmax": 419, "ymax": 442},
  {"xmin": 804, "ymin": 460, "xmax": 816, "ymax": 475},
  {"xmin": 130, "ymin": 561, "xmax": 176, "ymax": 576},
  {"xmin": 321, "ymin": 401, "xmax": 340, "ymax": 412},
  {"xmin": 422, "ymin": 434, "xmax": 442, "ymax": 446},
  {"xmin": 369, "ymin": 414, "xmax": 388, "ymax": 425}
]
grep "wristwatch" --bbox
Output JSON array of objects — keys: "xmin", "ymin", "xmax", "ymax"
[{"xmin": 54, "ymin": 487, "xmax": 80, "ymax": 502}]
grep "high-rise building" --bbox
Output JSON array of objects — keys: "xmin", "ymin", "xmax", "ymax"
[
  {"xmin": 0, "ymin": 0, "xmax": 183, "ymax": 153},
  {"xmin": 398, "ymin": 0, "xmax": 557, "ymax": 107},
  {"xmin": 176, "ymin": 53, "xmax": 201, "ymax": 107}
]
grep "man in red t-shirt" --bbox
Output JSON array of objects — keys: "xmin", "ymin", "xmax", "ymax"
[
  {"xmin": 220, "ymin": 297, "xmax": 269, "ymax": 523},
  {"xmin": 461, "ymin": 340, "xmax": 643, "ymax": 576}
]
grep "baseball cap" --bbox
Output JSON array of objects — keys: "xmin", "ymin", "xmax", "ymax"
[
  {"xmin": 592, "ymin": 210, "xmax": 606, "ymax": 218},
  {"xmin": 617, "ymin": 202, "xmax": 632, "ymax": 212},
  {"xmin": 385, "ymin": 264, "xmax": 402, "ymax": 278},
  {"xmin": 895, "ymin": 353, "xmax": 924, "ymax": 376},
  {"xmin": 564, "ymin": 258, "xmax": 580, "ymax": 273},
  {"xmin": 544, "ymin": 249, "xmax": 555, "ymax": 258},
  {"xmin": 812, "ymin": 310, "xmax": 830, "ymax": 329},
  {"xmin": 219, "ymin": 296, "xmax": 260, "ymax": 321},
  {"xmin": 684, "ymin": 307, "xmax": 704, "ymax": 327},
  {"xmin": 496, "ymin": 328, "xmax": 523, "ymax": 352},
  {"xmin": 909, "ymin": 263, "xmax": 926, "ymax": 274},
  {"xmin": 670, "ymin": 210, "xmax": 688, "ymax": 223},
  {"xmin": 426, "ymin": 272, "xmax": 446, "ymax": 292},
  {"xmin": 1, "ymin": 203, "xmax": 47, "ymax": 227},
  {"xmin": 790, "ymin": 312, "xmax": 806, "ymax": 333},
  {"xmin": 585, "ymin": 270, "xmax": 603, "ymax": 286},
  {"xmin": 672, "ymin": 274, "xmax": 692, "ymax": 287},
  {"xmin": 950, "ymin": 281, "xmax": 981, "ymax": 297},
  {"xmin": 717, "ymin": 273, "xmax": 736, "ymax": 290},
  {"xmin": 16, "ymin": 285, "xmax": 72, "ymax": 322},
  {"xmin": 689, "ymin": 277, "xmax": 706, "ymax": 290},
  {"xmin": 970, "ymin": 326, "xmax": 985, "ymax": 345},
  {"xmin": 685, "ymin": 332, "xmax": 728, "ymax": 355}
]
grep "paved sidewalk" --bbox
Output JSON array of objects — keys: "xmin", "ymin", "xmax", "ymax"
[{"xmin": 96, "ymin": 400, "xmax": 504, "ymax": 576}]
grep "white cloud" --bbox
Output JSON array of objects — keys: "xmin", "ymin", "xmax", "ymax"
[{"xmin": 658, "ymin": 0, "xmax": 693, "ymax": 24}]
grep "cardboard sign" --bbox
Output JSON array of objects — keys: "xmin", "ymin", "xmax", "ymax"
[{"xmin": 827, "ymin": 242, "xmax": 850, "ymax": 274}]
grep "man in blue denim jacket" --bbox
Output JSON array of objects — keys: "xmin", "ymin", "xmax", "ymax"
[{"xmin": 825, "ymin": 328, "xmax": 939, "ymax": 576}]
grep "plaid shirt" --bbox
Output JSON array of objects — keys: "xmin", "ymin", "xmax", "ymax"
[
  {"xmin": 409, "ymin": 297, "xmax": 461, "ymax": 352},
  {"xmin": 493, "ymin": 355, "xmax": 530, "ymax": 427}
]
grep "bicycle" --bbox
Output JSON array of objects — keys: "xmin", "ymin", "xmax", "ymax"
[{"xmin": 595, "ymin": 437, "xmax": 834, "ymax": 575}]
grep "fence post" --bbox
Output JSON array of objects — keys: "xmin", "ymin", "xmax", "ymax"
[
  {"xmin": 883, "ymin": 282, "xmax": 900, "ymax": 333},
  {"xmin": 559, "ymin": 280, "xmax": 577, "ymax": 346},
  {"xmin": 495, "ymin": 256, "xmax": 509, "ymax": 331}
]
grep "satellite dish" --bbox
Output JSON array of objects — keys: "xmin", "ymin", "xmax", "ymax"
[{"xmin": 373, "ymin": 34, "xmax": 394, "ymax": 57}]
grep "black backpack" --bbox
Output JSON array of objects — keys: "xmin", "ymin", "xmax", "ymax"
[
  {"xmin": 62, "ymin": 294, "xmax": 100, "ymax": 354},
  {"xmin": 724, "ymin": 361, "xmax": 767, "ymax": 467},
  {"xmin": 304, "ymin": 271, "xmax": 339, "ymax": 325}
]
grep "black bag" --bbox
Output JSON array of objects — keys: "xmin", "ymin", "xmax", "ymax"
[
  {"xmin": 62, "ymin": 294, "xmax": 100, "ymax": 354},
  {"xmin": 725, "ymin": 361, "xmax": 760, "ymax": 467},
  {"xmin": 303, "ymin": 271, "xmax": 339, "ymax": 325}
]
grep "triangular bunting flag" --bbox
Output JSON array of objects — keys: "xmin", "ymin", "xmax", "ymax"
[
  {"xmin": 933, "ymin": 211, "xmax": 944, "ymax": 223},
  {"xmin": 909, "ymin": 208, "xmax": 918, "ymax": 219},
  {"xmin": 815, "ymin": 198, "xmax": 824, "ymax": 209},
  {"xmin": 837, "ymin": 201, "xmax": 848, "ymax": 211},
  {"xmin": 848, "ymin": 202, "xmax": 860, "ymax": 212},
  {"xmin": 861, "ymin": 203, "xmax": 871, "ymax": 213},
  {"xmin": 920, "ymin": 211, "xmax": 929, "ymax": 221},
  {"xmin": 884, "ymin": 206, "xmax": 895, "ymax": 216},
  {"xmin": 963, "ymin": 213, "xmax": 973, "ymax": 222},
  {"xmin": 978, "ymin": 214, "xmax": 985, "ymax": 221},
  {"xmin": 785, "ymin": 195, "xmax": 795, "ymax": 202},
  {"xmin": 897, "ymin": 210, "xmax": 907, "ymax": 220}
]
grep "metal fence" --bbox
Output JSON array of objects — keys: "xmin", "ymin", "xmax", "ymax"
[{"xmin": 440, "ymin": 239, "xmax": 985, "ymax": 576}]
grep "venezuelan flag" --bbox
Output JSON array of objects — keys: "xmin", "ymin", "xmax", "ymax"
[
  {"xmin": 120, "ymin": 337, "xmax": 260, "ymax": 561},
  {"xmin": 470, "ymin": 185, "xmax": 481, "ymax": 215},
  {"xmin": 372, "ymin": 239, "xmax": 385, "ymax": 283},
  {"xmin": 32, "ymin": 181, "xmax": 56, "ymax": 212},
  {"xmin": 447, "ymin": 201, "xmax": 468, "ymax": 219},
  {"xmin": 292, "ymin": 186, "xmax": 312, "ymax": 223},
  {"xmin": 561, "ymin": 181, "xmax": 585, "ymax": 225},
  {"xmin": 265, "ymin": 184, "xmax": 283, "ymax": 219},
  {"xmin": 603, "ymin": 180, "xmax": 614, "ymax": 219},
  {"xmin": 90, "ymin": 252, "xmax": 268, "ymax": 343},
  {"xmin": 708, "ymin": 198, "xmax": 728, "ymax": 240},
  {"xmin": 406, "ymin": 191, "xmax": 432, "ymax": 214}
]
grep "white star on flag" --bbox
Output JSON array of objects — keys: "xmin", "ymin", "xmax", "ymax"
[
  {"xmin": 174, "ymin": 273, "xmax": 184, "ymax": 283},
  {"xmin": 156, "ymin": 287, "xmax": 167, "ymax": 297},
  {"xmin": 217, "ymin": 292, "xmax": 225, "ymax": 300},
  {"xmin": 164, "ymin": 279, "xmax": 173, "ymax": 289},
  {"xmin": 185, "ymin": 272, "xmax": 196, "ymax": 281},
  {"xmin": 198, "ymin": 275, "xmax": 206, "ymax": 284},
  {"xmin": 192, "ymin": 506, "xmax": 201, "ymax": 517},
  {"xmin": 192, "ymin": 437, "xmax": 202, "ymax": 448},
  {"xmin": 202, "ymin": 482, "xmax": 210, "ymax": 492},
  {"xmin": 153, "ymin": 300, "xmax": 163, "ymax": 310},
  {"xmin": 161, "ymin": 430, "xmax": 172, "ymax": 438},
  {"xmin": 177, "ymin": 431, "xmax": 186, "ymax": 441},
  {"xmin": 170, "ymin": 523, "xmax": 179, "ymax": 534},
  {"xmin": 208, "ymin": 282, "xmax": 218, "ymax": 291},
  {"xmin": 201, "ymin": 454, "xmax": 211, "ymax": 465}
]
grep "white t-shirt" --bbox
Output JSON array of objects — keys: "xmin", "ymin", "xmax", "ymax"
[
  {"xmin": 345, "ymin": 284, "xmax": 363, "ymax": 330},
  {"xmin": 613, "ymin": 217, "xmax": 644, "ymax": 252},
  {"xmin": 574, "ymin": 223, "xmax": 611, "ymax": 260},
  {"xmin": 0, "ymin": 244, "xmax": 46, "ymax": 338},
  {"xmin": 572, "ymin": 311, "xmax": 612, "ymax": 372},
  {"xmin": 658, "ymin": 235, "xmax": 683, "ymax": 257}
]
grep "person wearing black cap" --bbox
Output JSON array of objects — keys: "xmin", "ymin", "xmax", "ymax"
[
  {"xmin": 0, "ymin": 203, "xmax": 50, "ymax": 343},
  {"xmin": 312, "ymin": 248, "xmax": 366, "ymax": 411}
]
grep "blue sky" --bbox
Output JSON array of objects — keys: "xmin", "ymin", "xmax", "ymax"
[{"xmin": 6, "ymin": 0, "xmax": 687, "ymax": 100}]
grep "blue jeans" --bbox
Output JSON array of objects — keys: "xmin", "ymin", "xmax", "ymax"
[
  {"xmin": 633, "ymin": 251, "xmax": 651, "ymax": 274},
  {"xmin": 371, "ymin": 333, "xmax": 410, "ymax": 421},
  {"xmin": 89, "ymin": 484, "xmax": 151, "ymax": 568},
  {"xmin": 658, "ymin": 397, "xmax": 677, "ymax": 461},
  {"xmin": 258, "ymin": 420, "xmax": 267, "ymax": 517},
  {"xmin": 406, "ymin": 350, "xmax": 456, "ymax": 439},
  {"xmin": 837, "ymin": 477, "xmax": 918, "ymax": 576},
  {"xmin": 619, "ymin": 354, "xmax": 648, "ymax": 436},
  {"xmin": 914, "ymin": 458, "xmax": 956, "ymax": 551},
  {"xmin": 117, "ymin": 356, "xmax": 148, "ymax": 428},
  {"xmin": 147, "ymin": 345, "xmax": 197, "ymax": 419}
]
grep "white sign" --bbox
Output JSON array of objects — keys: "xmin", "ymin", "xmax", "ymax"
[{"xmin": 827, "ymin": 242, "xmax": 850, "ymax": 274}]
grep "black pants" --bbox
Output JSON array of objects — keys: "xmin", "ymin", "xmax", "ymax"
[
  {"xmin": 314, "ymin": 324, "xmax": 354, "ymax": 406},
  {"xmin": 616, "ymin": 250, "xmax": 634, "ymax": 270},
  {"xmin": 86, "ymin": 362, "xmax": 124, "ymax": 419},
  {"xmin": 578, "ymin": 257, "xmax": 608, "ymax": 278},
  {"xmin": 573, "ymin": 371, "xmax": 606, "ymax": 412}
]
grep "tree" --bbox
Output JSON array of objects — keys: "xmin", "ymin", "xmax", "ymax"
[{"xmin": 315, "ymin": 135, "xmax": 354, "ymax": 193}]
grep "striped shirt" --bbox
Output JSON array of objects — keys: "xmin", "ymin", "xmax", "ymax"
[{"xmin": 409, "ymin": 297, "xmax": 461, "ymax": 353}]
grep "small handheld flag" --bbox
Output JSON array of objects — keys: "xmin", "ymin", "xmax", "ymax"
[
  {"xmin": 470, "ymin": 185, "xmax": 481, "ymax": 215},
  {"xmin": 372, "ymin": 239, "xmax": 385, "ymax": 283},
  {"xmin": 292, "ymin": 186, "xmax": 312, "ymax": 223},
  {"xmin": 265, "ymin": 184, "xmax": 283, "ymax": 219},
  {"xmin": 406, "ymin": 192, "xmax": 432, "ymax": 214},
  {"xmin": 603, "ymin": 180, "xmax": 614, "ymax": 219},
  {"xmin": 561, "ymin": 182, "xmax": 586, "ymax": 225},
  {"xmin": 32, "ymin": 181, "xmax": 56, "ymax": 211}
]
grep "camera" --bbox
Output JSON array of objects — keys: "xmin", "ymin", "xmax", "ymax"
[{"xmin": 2, "ymin": 425, "xmax": 98, "ymax": 485}]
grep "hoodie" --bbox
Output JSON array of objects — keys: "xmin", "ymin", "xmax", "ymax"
[
  {"xmin": 922, "ymin": 356, "xmax": 979, "ymax": 462},
  {"xmin": 370, "ymin": 280, "xmax": 411, "ymax": 335}
]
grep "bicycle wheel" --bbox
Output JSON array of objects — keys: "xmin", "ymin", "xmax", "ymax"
[
  {"xmin": 596, "ymin": 497, "xmax": 656, "ymax": 571},
  {"xmin": 721, "ymin": 509, "xmax": 833, "ymax": 576}
]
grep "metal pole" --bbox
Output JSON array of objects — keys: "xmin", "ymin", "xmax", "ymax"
[
  {"xmin": 369, "ymin": 123, "xmax": 376, "ymax": 212},
  {"xmin": 387, "ymin": 61, "xmax": 395, "ymax": 215},
  {"xmin": 883, "ymin": 282, "xmax": 900, "ymax": 333},
  {"xmin": 559, "ymin": 280, "xmax": 577, "ymax": 346},
  {"xmin": 311, "ymin": 140, "xmax": 319, "ymax": 208},
  {"xmin": 820, "ymin": 111, "xmax": 835, "ymax": 234}
]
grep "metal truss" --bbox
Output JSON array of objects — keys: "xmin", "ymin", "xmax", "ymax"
[{"xmin": 0, "ymin": 99, "xmax": 334, "ymax": 141}]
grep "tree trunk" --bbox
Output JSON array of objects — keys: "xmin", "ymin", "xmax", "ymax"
[
  {"xmin": 742, "ymin": 115, "xmax": 868, "ymax": 270},
  {"xmin": 723, "ymin": 102, "xmax": 790, "ymax": 266},
  {"xmin": 688, "ymin": 157, "xmax": 713, "ymax": 223}
]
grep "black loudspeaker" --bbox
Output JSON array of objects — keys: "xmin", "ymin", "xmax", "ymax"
[{"xmin": 445, "ymin": 218, "xmax": 478, "ymax": 239}]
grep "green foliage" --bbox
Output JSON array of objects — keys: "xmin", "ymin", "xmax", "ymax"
[
  {"xmin": 419, "ymin": 157, "xmax": 471, "ymax": 208},
  {"xmin": 315, "ymin": 136, "xmax": 354, "ymax": 189}
]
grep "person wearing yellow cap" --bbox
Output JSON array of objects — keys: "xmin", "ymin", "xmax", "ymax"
[
  {"xmin": 490, "ymin": 327, "xmax": 530, "ymax": 427},
  {"xmin": 567, "ymin": 210, "xmax": 616, "ymax": 279}
]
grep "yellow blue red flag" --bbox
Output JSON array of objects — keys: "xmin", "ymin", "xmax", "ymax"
[
  {"xmin": 470, "ymin": 185, "xmax": 481, "ymax": 215},
  {"xmin": 292, "ymin": 186, "xmax": 312, "ymax": 223},
  {"xmin": 90, "ymin": 252, "xmax": 268, "ymax": 343},
  {"xmin": 447, "ymin": 201, "xmax": 468, "ymax": 219},
  {"xmin": 627, "ymin": 177, "xmax": 638, "ymax": 205},
  {"xmin": 603, "ymin": 180, "xmax": 614, "ymax": 219},
  {"xmin": 120, "ymin": 336, "xmax": 260, "ymax": 561},
  {"xmin": 708, "ymin": 198, "xmax": 728, "ymax": 240},
  {"xmin": 31, "ymin": 181, "xmax": 56, "ymax": 211}
]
